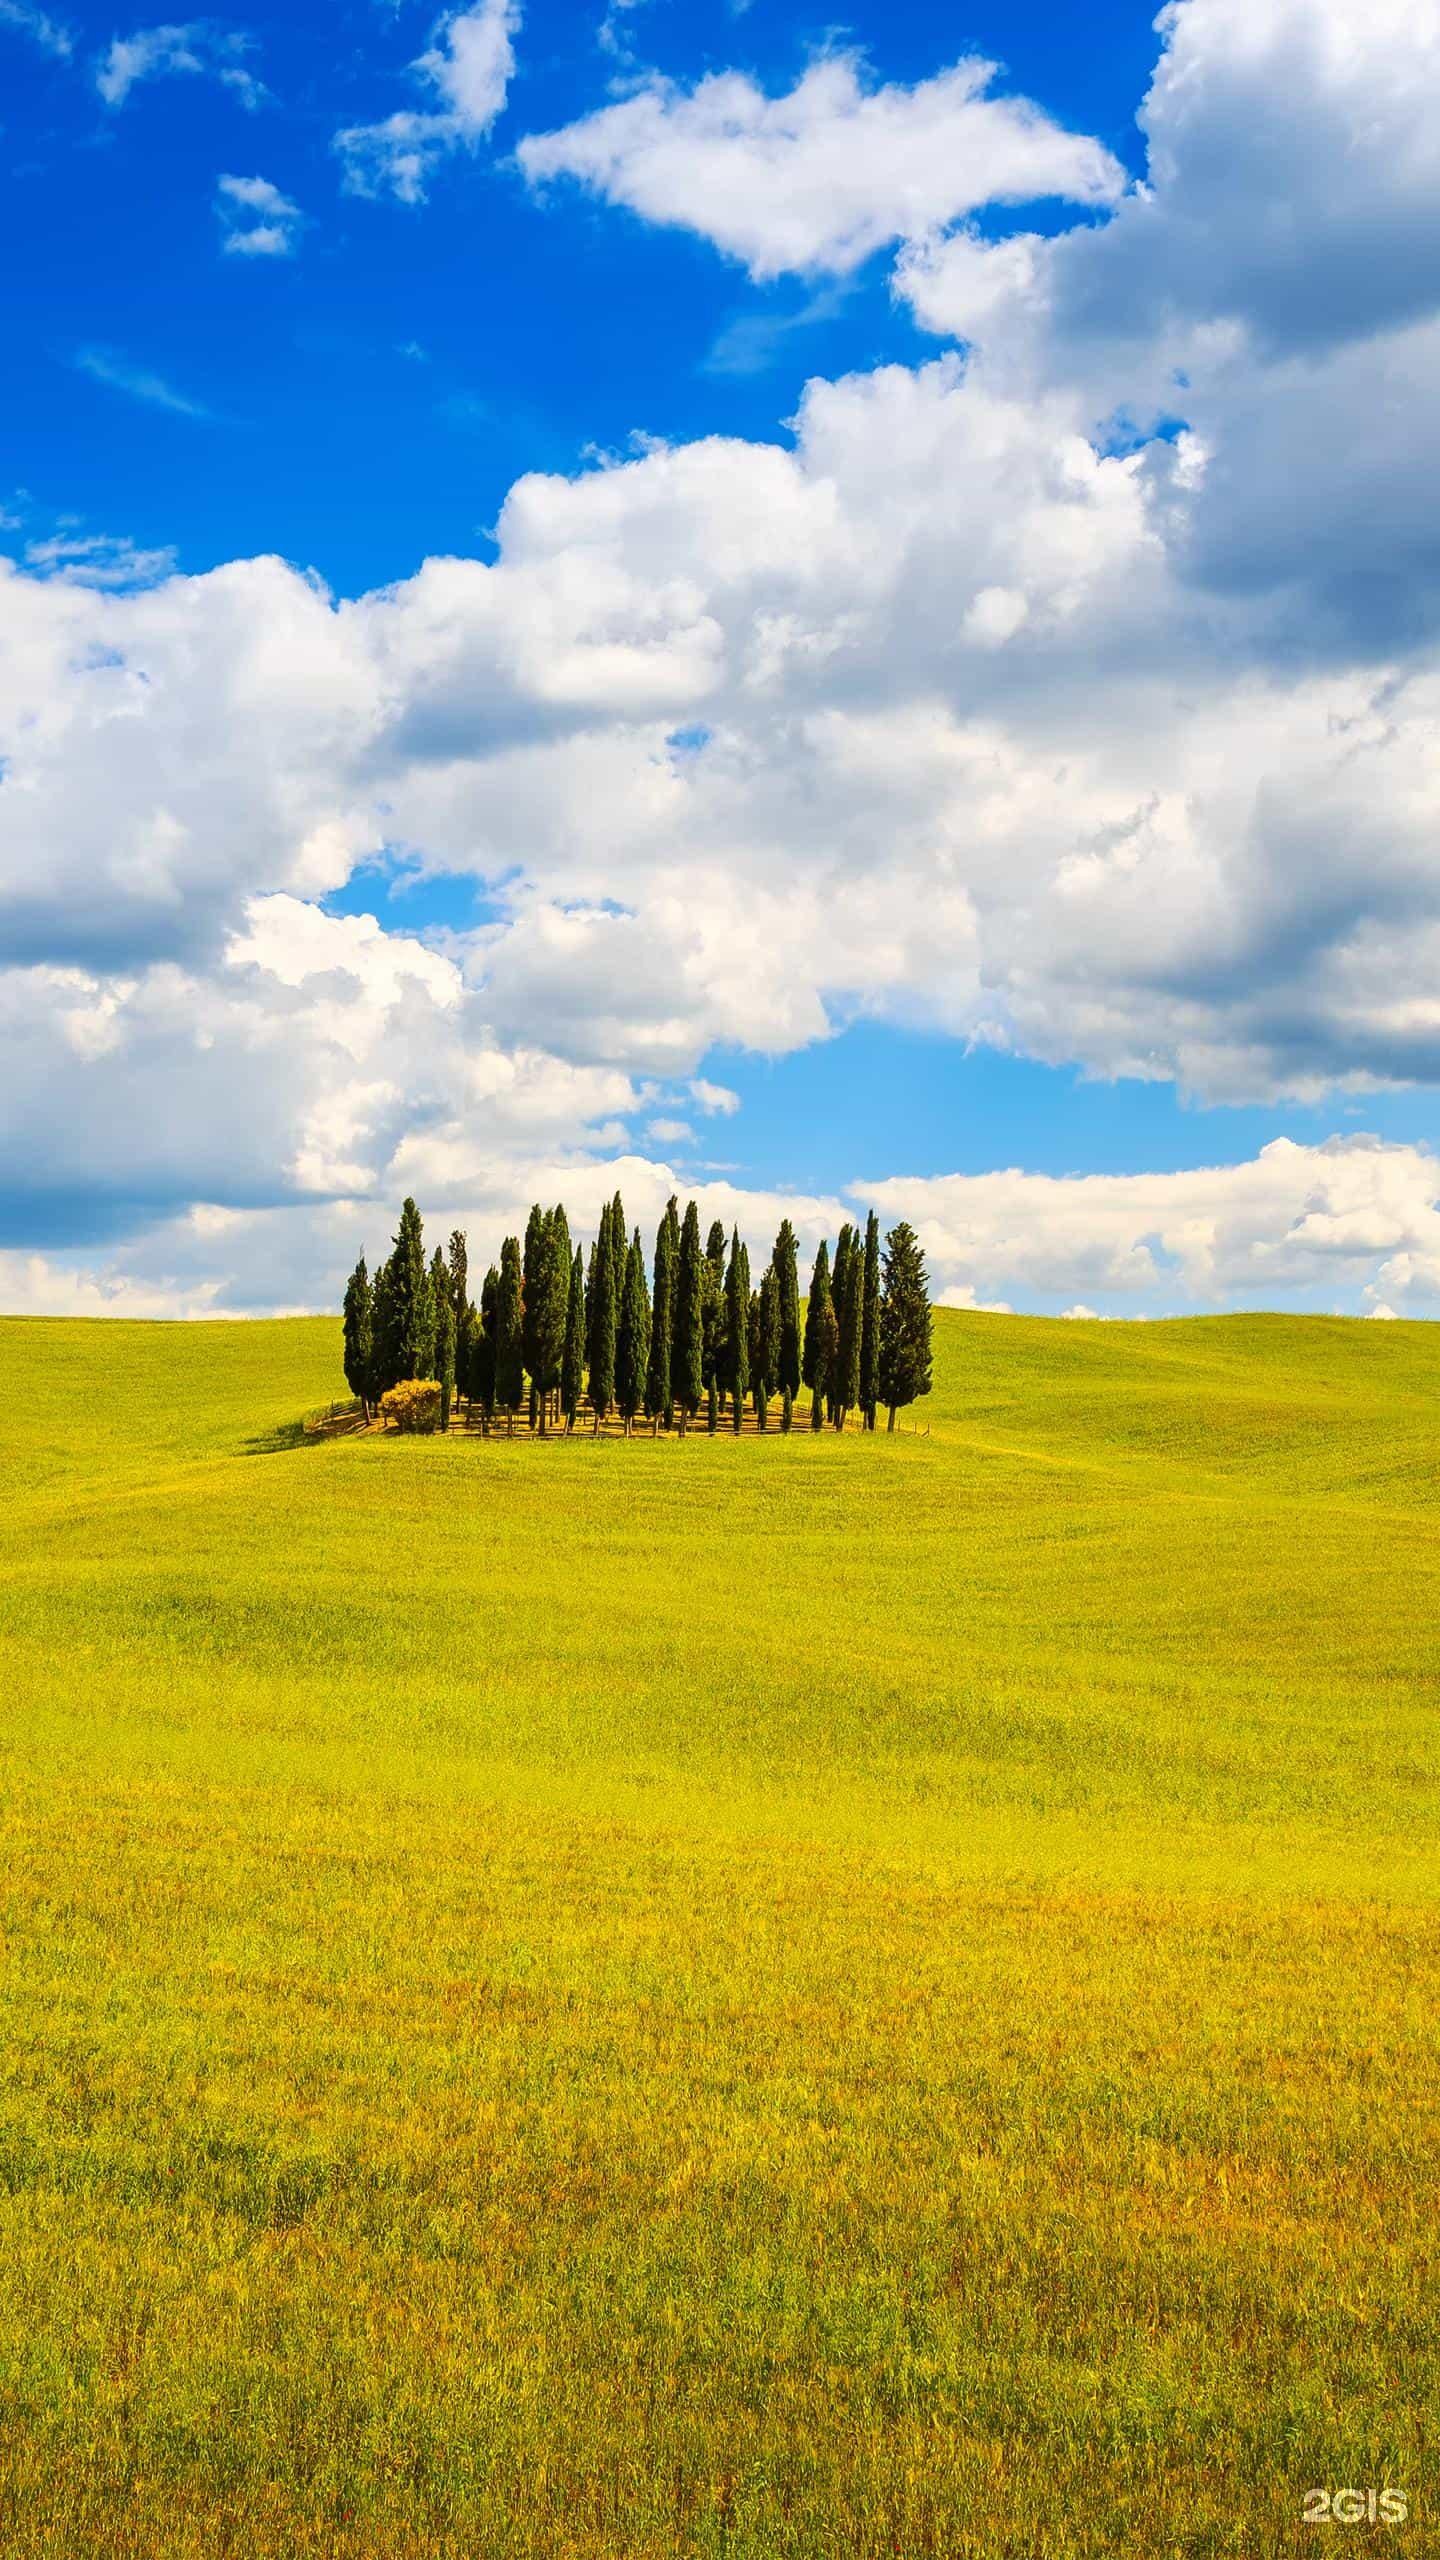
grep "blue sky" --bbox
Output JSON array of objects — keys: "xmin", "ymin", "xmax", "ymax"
[{"xmin": 4, "ymin": 0, "xmax": 1440, "ymax": 1316}]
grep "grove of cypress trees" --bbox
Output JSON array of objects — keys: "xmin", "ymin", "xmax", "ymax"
[
  {"xmin": 616, "ymin": 1229, "xmax": 651, "ymax": 1435},
  {"xmin": 495, "ymin": 1236, "xmax": 525, "ymax": 1432},
  {"xmin": 860, "ymin": 1209, "xmax": 881, "ymax": 1430},
  {"xmin": 588, "ymin": 1202, "xmax": 618, "ymax": 1428},
  {"xmin": 342, "ymin": 1256, "xmax": 373, "ymax": 1418},
  {"xmin": 773, "ymin": 1220, "xmax": 801, "ymax": 1401},
  {"xmin": 725, "ymin": 1228, "xmax": 749, "ymax": 1431},
  {"xmin": 878, "ymin": 1222, "xmax": 934, "ymax": 1430},
  {"xmin": 646, "ymin": 1197, "xmax": 677, "ymax": 1431},
  {"xmin": 562, "ymin": 1246, "xmax": 585, "ymax": 1431},
  {"xmin": 835, "ymin": 1227, "xmax": 862, "ymax": 1429},
  {"xmin": 673, "ymin": 1200, "xmax": 705, "ymax": 1432}
]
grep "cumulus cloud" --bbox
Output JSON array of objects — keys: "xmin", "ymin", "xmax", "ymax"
[
  {"xmin": 517, "ymin": 50, "xmax": 1123, "ymax": 280},
  {"xmin": 336, "ymin": 0, "xmax": 518, "ymax": 202},
  {"xmin": 6, "ymin": 0, "xmax": 1440, "ymax": 1311},
  {"xmin": 865, "ymin": 1138, "xmax": 1440, "ymax": 1311},
  {"xmin": 216, "ymin": 172, "xmax": 302, "ymax": 258},
  {"xmin": 95, "ymin": 21, "xmax": 265, "ymax": 110}
]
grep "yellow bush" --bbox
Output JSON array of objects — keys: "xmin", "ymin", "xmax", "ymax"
[{"xmin": 379, "ymin": 1380, "xmax": 443, "ymax": 1434}]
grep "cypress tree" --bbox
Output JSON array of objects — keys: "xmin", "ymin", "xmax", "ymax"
[
  {"xmin": 370, "ymin": 1258, "xmax": 396, "ymax": 1397},
  {"xmin": 495, "ymin": 1236, "xmax": 525, "ymax": 1432},
  {"xmin": 522, "ymin": 1205, "xmax": 548, "ymax": 1431},
  {"xmin": 702, "ymin": 1236, "xmax": 726, "ymax": 1416},
  {"xmin": 456, "ymin": 1299, "xmax": 478, "ymax": 1417},
  {"xmin": 773, "ymin": 1220, "xmax": 801, "ymax": 1400},
  {"xmin": 673, "ymin": 1201, "xmax": 706, "ymax": 1431},
  {"xmin": 608, "ymin": 1192, "xmax": 627, "ymax": 1344},
  {"xmin": 860, "ymin": 1209, "xmax": 881, "ymax": 1430},
  {"xmin": 756, "ymin": 1263, "xmax": 780, "ymax": 1431},
  {"xmin": 561, "ymin": 1246, "xmax": 585, "ymax": 1431},
  {"xmin": 434, "ymin": 1264, "xmax": 456, "ymax": 1430},
  {"xmin": 588, "ymin": 1202, "xmax": 618, "ymax": 1427},
  {"xmin": 447, "ymin": 1229, "xmax": 468, "ymax": 1331},
  {"xmin": 781, "ymin": 1386, "xmax": 793, "ymax": 1433},
  {"xmin": 830, "ymin": 1226, "xmax": 854, "ymax": 1422},
  {"xmin": 531, "ymin": 1204, "xmax": 570, "ymax": 1433},
  {"xmin": 342, "ymin": 1256, "xmax": 373, "ymax": 1419},
  {"xmin": 617, "ymin": 1229, "xmax": 651, "ymax": 1436},
  {"xmin": 476, "ymin": 1265, "xmax": 499, "ymax": 1430},
  {"xmin": 646, "ymin": 1197, "xmax": 677, "ymax": 1431},
  {"xmin": 835, "ymin": 1227, "xmax": 862, "ymax": 1429},
  {"xmin": 878, "ymin": 1222, "xmax": 934, "ymax": 1430},
  {"xmin": 725, "ymin": 1228, "xmax": 749, "ymax": 1431},
  {"xmin": 383, "ymin": 1198, "xmax": 436, "ymax": 1384},
  {"xmin": 803, "ymin": 1241, "xmax": 834, "ymax": 1422}
]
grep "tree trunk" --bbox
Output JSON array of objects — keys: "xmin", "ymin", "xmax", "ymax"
[{"xmin": 887, "ymin": 1406, "xmax": 896, "ymax": 1432}]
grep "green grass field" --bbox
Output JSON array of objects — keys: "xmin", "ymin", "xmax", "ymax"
[{"xmin": 1, "ymin": 1309, "xmax": 1436, "ymax": 2556}]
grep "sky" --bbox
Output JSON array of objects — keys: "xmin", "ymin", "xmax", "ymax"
[{"xmin": 3, "ymin": 0, "xmax": 1440, "ymax": 1319}]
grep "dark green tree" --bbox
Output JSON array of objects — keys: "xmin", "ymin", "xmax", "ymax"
[
  {"xmin": 342, "ymin": 1256, "xmax": 374, "ymax": 1418},
  {"xmin": 702, "ymin": 1224, "xmax": 727, "ymax": 1422},
  {"xmin": 381, "ymin": 1197, "xmax": 436, "ymax": 1385},
  {"xmin": 803, "ymin": 1241, "xmax": 835, "ymax": 1421},
  {"xmin": 859, "ymin": 1209, "xmax": 881, "ymax": 1430},
  {"xmin": 370, "ymin": 1258, "xmax": 396, "ymax": 1397},
  {"xmin": 756, "ymin": 1263, "xmax": 780, "ymax": 1430},
  {"xmin": 673, "ymin": 1200, "xmax": 706, "ymax": 1432},
  {"xmin": 522, "ymin": 1205, "xmax": 548, "ymax": 1431},
  {"xmin": 531, "ymin": 1204, "xmax": 571, "ymax": 1433},
  {"xmin": 561, "ymin": 1246, "xmax": 585, "ymax": 1431},
  {"xmin": 830, "ymin": 1226, "xmax": 854, "ymax": 1422},
  {"xmin": 431, "ymin": 1246, "xmax": 456, "ymax": 1430},
  {"xmin": 724, "ymin": 1229, "xmax": 749, "ymax": 1432},
  {"xmin": 878, "ymin": 1222, "xmax": 934, "ymax": 1430},
  {"xmin": 773, "ymin": 1220, "xmax": 801, "ymax": 1400},
  {"xmin": 616, "ymin": 1229, "xmax": 651, "ymax": 1434},
  {"xmin": 834, "ymin": 1225, "xmax": 862, "ymax": 1429},
  {"xmin": 494, "ymin": 1235, "xmax": 525, "ymax": 1432},
  {"xmin": 588, "ymin": 1199, "xmax": 618, "ymax": 1428},
  {"xmin": 475, "ymin": 1265, "xmax": 499, "ymax": 1429},
  {"xmin": 646, "ymin": 1197, "xmax": 678, "ymax": 1431},
  {"xmin": 456, "ymin": 1298, "xmax": 478, "ymax": 1417},
  {"xmin": 447, "ymin": 1230, "xmax": 468, "ymax": 1332}
]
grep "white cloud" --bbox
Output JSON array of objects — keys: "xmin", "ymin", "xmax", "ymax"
[
  {"xmin": 645, "ymin": 1116, "xmax": 693, "ymax": 1145},
  {"xmin": 0, "ymin": 0, "xmax": 71, "ymax": 57},
  {"xmin": 864, "ymin": 1138, "xmax": 1440, "ymax": 1311},
  {"xmin": 518, "ymin": 50, "xmax": 1123, "ymax": 280},
  {"xmin": 217, "ymin": 172, "xmax": 302, "ymax": 258},
  {"xmin": 21, "ymin": 530, "xmax": 177, "ymax": 588},
  {"xmin": 73, "ymin": 346, "xmax": 210, "ymax": 417},
  {"xmin": 1060, "ymin": 1303, "xmax": 1100, "ymax": 1320},
  {"xmin": 336, "ymin": 0, "xmax": 518, "ymax": 202},
  {"xmin": 8, "ymin": 0, "xmax": 1440, "ymax": 1310},
  {"xmin": 95, "ymin": 22, "xmax": 265, "ymax": 110}
]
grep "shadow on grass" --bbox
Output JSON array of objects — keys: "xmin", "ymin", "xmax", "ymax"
[{"xmin": 243, "ymin": 1406, "xmax": 367, "ymax": 1456}]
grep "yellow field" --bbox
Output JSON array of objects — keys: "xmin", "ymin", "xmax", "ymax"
[{"xmin": 1, "ymin": 1310, "xmax": 1436, "ymax": 2555}]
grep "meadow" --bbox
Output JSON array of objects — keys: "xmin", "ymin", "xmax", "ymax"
[{"xmin": 0, "ymin": 1308, "xmax": 1436, "ymax": 2556}]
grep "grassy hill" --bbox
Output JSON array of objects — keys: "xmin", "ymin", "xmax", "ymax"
[{"xmin": 1, "ymin": 1310, "xmax": 1436, "ymax": 2555}]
